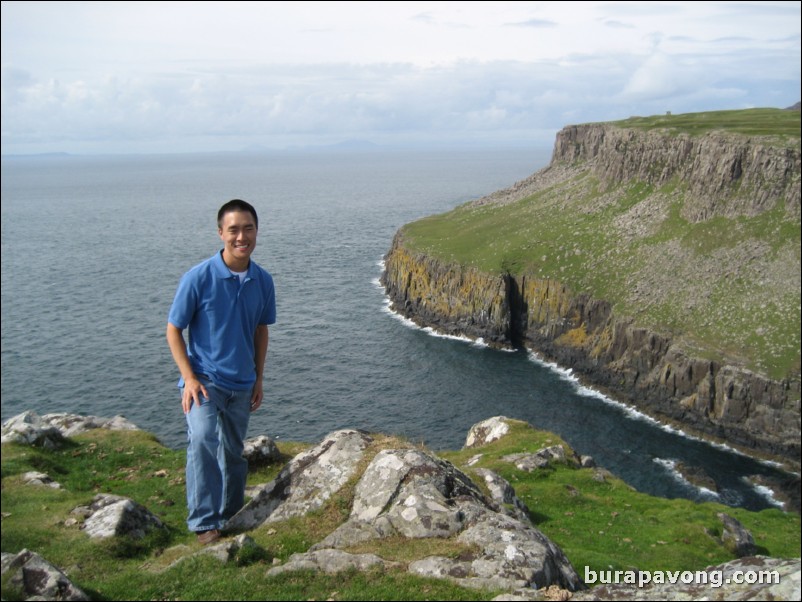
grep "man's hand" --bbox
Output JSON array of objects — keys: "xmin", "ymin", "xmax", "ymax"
[
  {"xmin": 182, "ymin": 376, "xmax": 209, "ymax": 414},
  {"xmin": 250, "ymin": 376, "xmax": 264, "ymax": 412},
  {"xmin": 167, "ymin": 324, "xmax": 209, "ymax": 414}
]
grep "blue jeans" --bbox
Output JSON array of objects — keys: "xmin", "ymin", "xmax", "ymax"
[{"xmin": 183, "ymin": 379, "xmax": 252, "ymax": 532}]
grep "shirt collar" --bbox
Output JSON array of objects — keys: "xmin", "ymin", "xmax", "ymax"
[{"xmin": 211, "ymin": 249, "xmax": 251, "ymax": 279}]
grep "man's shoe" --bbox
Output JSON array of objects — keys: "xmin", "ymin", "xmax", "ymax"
[{"xmin": 196, "ymin": 529, "xmax": 221, "ymax": 545}]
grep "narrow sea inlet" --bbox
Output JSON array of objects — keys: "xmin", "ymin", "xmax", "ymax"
[{"xmin": 0, "ymin": 148, "xmax": 793, "ymax": 511}]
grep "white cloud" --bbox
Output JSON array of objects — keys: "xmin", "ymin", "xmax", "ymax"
[
  {"xmin": 1, "ymin": 1, "xmax": 799, "ymax": 154},
  {"xmin": 622, "ymin": 52, "xmax": 697, "ymax": 99}
]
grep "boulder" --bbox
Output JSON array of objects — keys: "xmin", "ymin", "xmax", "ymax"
[
  {"xmin": 312, "ymin": 446, "xmax": 583, "ymax": 592},
  {"xmin": 676, "ymin": 462, "xmax": 718, "ymax": 493},
  {"xmin": 473, "ymin": 468, "xmax": 531, "ymax": 523},
  {"xmin": 344, "ymin": 448, "xmax": 486, "ymax": 538},
  {"xmin": 465, "ymin": 416, "xmax": 512, "ymax": 448},
  {"xmin": 74, "ymin": 493, "xmax": 166, "ymax": 539},
  {"xmin": 1, "ymin": 411, "xmax": 65, "ymax": 448},
  {"xmin": 718, "ymin": 512, "xmax": 757, "ymax": 558},
  {"xmin": 411, "ymin": 516, "xmax": 573, "ymax": 591},
  {"xmin": 0, "ymin": 548, "xmax": 89, "ymax": 601},
  {"xmin": 225, "ymin": 429, "xmax": 373, "ymax": 532},
  {"xmin": 243, "ymin": 434, "xmax": 281, "ymax": 466}
]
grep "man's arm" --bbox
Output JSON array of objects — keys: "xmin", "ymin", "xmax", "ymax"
[
  {"xmin": 250, "ymin": 324, "xmax": 269, "ymax": 411},
  {"xmin": 166, "ymin": 323, "xmax": 208, "ymax": 414}
]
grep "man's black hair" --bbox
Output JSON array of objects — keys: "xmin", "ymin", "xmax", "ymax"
[{"xmin": 218, "ymin": 199, "xmax": 258, "ymax": 229}]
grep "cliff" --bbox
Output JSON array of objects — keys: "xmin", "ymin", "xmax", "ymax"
[{"xmin": 383, "ymin": 109, "xmax": 801, "ymax": 466}]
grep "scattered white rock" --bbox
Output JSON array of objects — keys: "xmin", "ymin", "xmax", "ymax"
[
  {"xmin": 75, "ymin": 493, "xmax": 166, "ymax": 539},
  {"xmin": 1, "ymin": 410, "xmax": 140, "ymax": 448},
  {"xmin": 21, "ymin": 471, "xmax": 63, "ymax": 489},
  {"xmin": 243, "ymin": 434, "xmax": 281, "ymax": 466},
  {"xmin": 465, "ymin": 416, "xmax": 512, "ymax": 448}
]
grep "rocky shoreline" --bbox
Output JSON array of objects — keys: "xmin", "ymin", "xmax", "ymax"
[{"xmin": 382, "ymin": 238, "xmax": 800, "ymax": 469}]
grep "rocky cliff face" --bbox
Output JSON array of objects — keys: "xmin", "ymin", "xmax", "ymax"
[
  {"xmin": 553, "ymin": 124, "xmax": 800, "ymax": 221},
  {"xmin": 383, "ymin": 123, "xmax": 801, "ymax": 465}
]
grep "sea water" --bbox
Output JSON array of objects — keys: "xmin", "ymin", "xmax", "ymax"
[{"xmin": 1, "ymin": 148, "xmax": 792, "ymax": 511}]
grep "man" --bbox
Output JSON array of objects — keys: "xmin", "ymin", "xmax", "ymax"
[{"xmin": 166, "ymin": 199, "xmax": 276, "ymax": 545}]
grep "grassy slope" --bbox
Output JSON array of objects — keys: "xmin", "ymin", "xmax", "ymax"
[
  {"xmin": 401, "ymin": 109, "xmax": 801, "ymax": 380},
  {"xmin": 2, "ymin": 427, "xmax": 800, "ymax": 601},
  {"xmin": 611, "ymin": 107, "xmax": 802, "ymax": 139}
]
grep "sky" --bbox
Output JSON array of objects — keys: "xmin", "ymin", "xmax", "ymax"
[{"xmin": 1, "ymin": 1, "xmax": 800, "ymax": 155}]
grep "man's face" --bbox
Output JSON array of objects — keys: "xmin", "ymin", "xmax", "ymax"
[{"xmin": 218, "ymin": 210, "xmax": 258, "ymax": 265}]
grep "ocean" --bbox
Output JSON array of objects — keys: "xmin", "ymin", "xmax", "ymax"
[{"xmin": 0, "ymin": 148, "xmax": 792, "ymax": 512}]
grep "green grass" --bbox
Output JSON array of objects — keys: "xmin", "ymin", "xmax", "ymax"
[
  {"xmin": 3, "ymin": 426, "xmax": 800, "ymax": 600},
  {"xmin": 609, "ymin": 108, "xmax": 801, "ymax": 141},
  {"xmin": 517, "ymin": 471, "xmax": 752, "ymax": 571},
  {"xmin": 439, "ymin": 421, "xmax": 800, "ymax": 572},
  {"xmin": 1, "ymin": 432, "xmax": 498, "ymax": 601}
]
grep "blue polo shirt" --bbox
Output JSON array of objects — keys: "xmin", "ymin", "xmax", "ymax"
[{"xmin": 168, "ymin": 250, "xmax": 276, "ymax": 390}]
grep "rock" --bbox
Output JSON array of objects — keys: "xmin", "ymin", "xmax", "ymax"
[
  {"xmin": 492, "ymin": 585, "xmax": 572, "ymax": 600},
  {"xmin": 40, "ymin": 412, "xmax": 140, "ymax": 437},
  {"xmin": 744, "ymin": 473, "xmax": 801, "ymax": 514},
  {"xmin": 314, "ymin": 446, "xmax": 583, "ymax": 592},
  {"xmin": 224, "ymin": 429, "xmax": 373, "ymax": 532},
  {"xmin": 542, "ymin": 585, "xmax": 574, "ymax": 600},
  {"xmin": 580, "ymin": 455, "xmax": 596, "ymax": 468},
  {"xmin": 718, "ymin": 512, "xmax": 757, "ymax": 557},
  {"xmin": 465, "ymin": 416, "xmax": 512, "ymax": 448},
  {"xmin": 1, "ymin": 411, "xmax": 65, "ymax": 448},
  {"xmin": 455, "ymin": 510, "xmax": 581, "ymax": 591},
  {"xmin": 1, "ymin": 548, "xmax": 89, "ymax": 601},
  {"xmin": 504, "ymin": 453, "xmax": 550, "ymax": 472},
  {"xmin": 473, "ymin": 468, "xmax": 531, "ymax": 523},
  {"xmin": 341, "ymin": 448, "xmax": 483, "ymax": 539},
  {"xmin": 676, "ymin": 462, "xmax": 718, "ymax": 492},
  {"xmin": 21, "ymin": 471, "xmax": 63, "ymax": 489},
  {"xmin": 243, "ymin": 434, "xmax": 281, "ymax": 466},
  {"xmin": 503, "ymin": 446, "xmax": 568, "ymax": 472},
  {"xmin": 195, "ymin": 534, "xmax": 262, "ymax": 564},
  {"xmin": 75, "ymin": 493, "xmax": 166, "ymax": 539},
  {"xmin": 267, "ymin": 549, "xmax": 399, "ymax": 576},
  {"xmin": 1, "ymin": 410, "xmax": 140, "ymax": 449},
  {"xmin": 541, "ymin": 445, "xmax": 567, "ymax": 463},
  {"xmin": 592, "ymin": 468, "xmax": 614, "ymax": 483},
  {"xmin": 466, "ymin": 453, "xmax": 485, "ymax": 466}
]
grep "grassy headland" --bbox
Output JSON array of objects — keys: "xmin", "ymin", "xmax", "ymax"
[
  {"xmin": 611, "ymin": 107, "xmax": 801, "ymax": 140},
  {"xmin": 400, "ymin": 109, "xmax": 801, "ymax": 380},
  {"xmin": 2, "ymin": 425, "xmax": 800, "ymax": 600}
]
